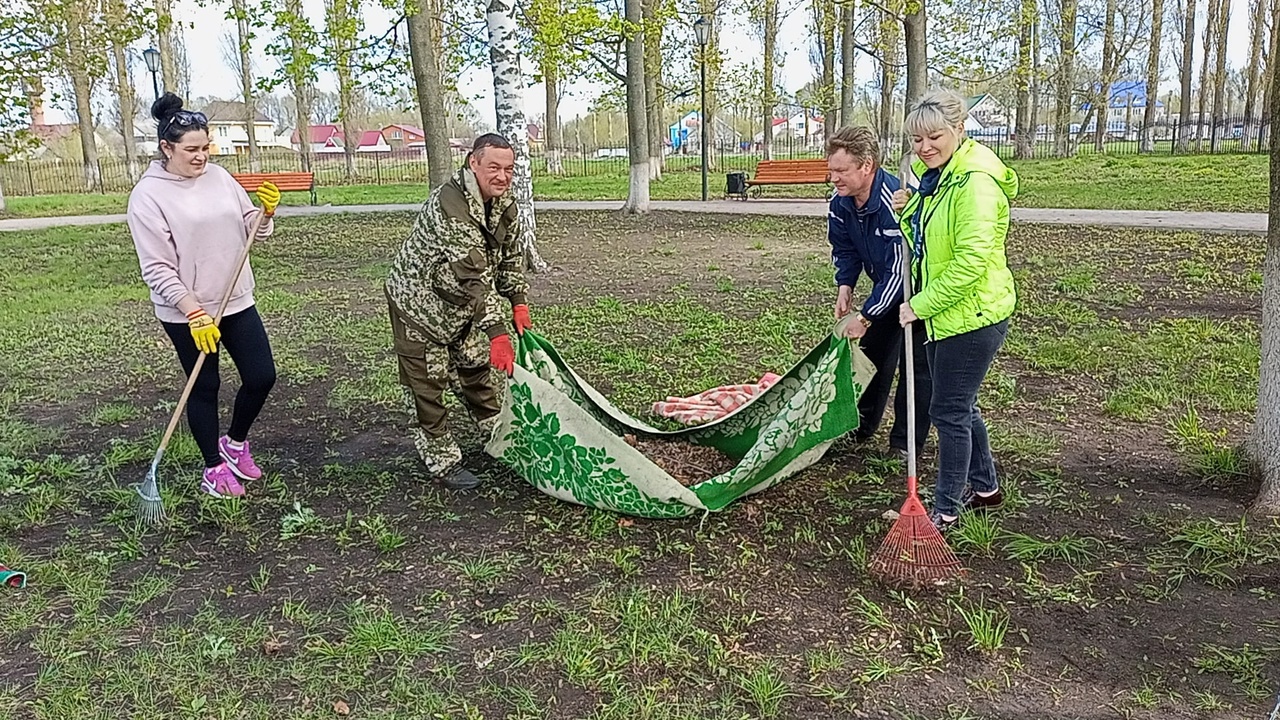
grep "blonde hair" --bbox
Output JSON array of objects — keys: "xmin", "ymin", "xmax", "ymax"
[
  {"xmin": 905, "ymin": 89, "xmax": 969, "ymax": 137},
  {"xmin": 825, "ymin": 126, "xmax": 880, "ymax": 166}
]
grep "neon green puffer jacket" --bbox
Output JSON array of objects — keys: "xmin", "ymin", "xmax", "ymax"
[{"xmin": 900, "ymin": 138, "xmax": 1019, "ymax": 342}]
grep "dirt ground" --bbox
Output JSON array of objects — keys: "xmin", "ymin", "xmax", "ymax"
[{"xmin": 0, "ymin": 210, "xmax": 1276, "ymax": 720}]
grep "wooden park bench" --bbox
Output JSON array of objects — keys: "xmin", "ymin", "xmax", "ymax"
[
  {"xmin": 231, "ymin": 171, "xmax": 317, "ymax": 206},
  {"xmin": 735, "ymin": 159, "xmax": 830, "ymax": 199}
]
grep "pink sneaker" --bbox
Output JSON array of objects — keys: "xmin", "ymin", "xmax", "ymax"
[
  {"xmin": 201, "ymin": 463, "xmax": 245, "ymax": 498},
  {"xmin": 219, "ymin": 436, "xmax": 262, "ymax": 481}
]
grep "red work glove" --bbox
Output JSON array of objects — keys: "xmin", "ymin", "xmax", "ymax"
[
  {"xmin": 490, "ymin": 333, "xmax": 515, "ymax": 376},
  {"xmin": 513, "ymin": 304, "xmax": 532, "ymax": 335}
]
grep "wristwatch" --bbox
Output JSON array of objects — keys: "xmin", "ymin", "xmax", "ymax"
[{"xmin": 855, "ymin": 313, "xmax": 872, "ymax": 328}]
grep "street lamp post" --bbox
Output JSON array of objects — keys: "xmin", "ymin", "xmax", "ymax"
[
  {"xmin": 693, "ymin": 16, "xmax": 709, "ymax": 202},
  {"xmin": 143, "ymin": 48, "xmax": 161, "ymax": 102}
]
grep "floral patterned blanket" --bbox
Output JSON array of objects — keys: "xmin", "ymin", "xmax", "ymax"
[{"xmin": 485, "ymin": 329, "xmax": 877, "ymax": 518}]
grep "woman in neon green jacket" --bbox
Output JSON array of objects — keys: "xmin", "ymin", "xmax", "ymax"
[{"xmin": 891, "ymin": 89, "xmax": 1019, "ymax": 531}]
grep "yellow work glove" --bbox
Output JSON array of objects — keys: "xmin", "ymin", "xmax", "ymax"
[
  {"xmin": 186, "ymin": 308, "xmax": 221, "ymax": 355},
  {"xmin": 256, "ymin": 181, "xmax": 281, "ymax": 216}
]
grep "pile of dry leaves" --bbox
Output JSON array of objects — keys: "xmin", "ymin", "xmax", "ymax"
[{"xmin": 623, "ymin": 434, "xmax": 736, "ymax": 486}]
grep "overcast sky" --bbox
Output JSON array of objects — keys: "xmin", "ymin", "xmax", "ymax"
[{"xmin": 45, "ymin": 0, "xmax": 1258, "ymax": 129}]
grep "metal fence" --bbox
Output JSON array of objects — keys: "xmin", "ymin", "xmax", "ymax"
[{"xmin": 1, "ymin": 122, "xmax": 1268, "ymax": 198}]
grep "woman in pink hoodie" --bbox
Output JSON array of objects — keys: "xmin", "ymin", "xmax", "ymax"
[{"xmin": 126, "ymin": 93, "xmax": 281, "ymax": 500}]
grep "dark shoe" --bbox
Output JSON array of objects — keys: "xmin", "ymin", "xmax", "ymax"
[
  {"xmin": 929, "ymin": 511, "xmax": 958, "ymax": 533},
  {"xmin": 440, "ymin": 465, "xmax": 482, "ymax": 490},
  {"xmin": 965, "ymin": 488, "xmax": 1004, "ymax": 512}
]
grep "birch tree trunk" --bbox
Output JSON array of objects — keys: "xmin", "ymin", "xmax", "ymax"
[
  {"xmin": 762, "ymin": 0, "xmax": 778, "ymax": 160},
  {"xmin": 1053, "ymin": 0, "xmax": 1078, "ymax": 158},
  {"xmin": 1014, "ymin": 0, "xmax": 1035, "ymax": 159},
  {"xmin": 487, "ymin": 0, "xmax": 548, "ymax": 270},
  {"xmin": 1251, "ymin": 56, "xmax": 1280, "ymax": 516},
  {"xmin": 1208, "ymin": 0, "xmax": 1231, "ymax": 151},
  {"xmin": 623, "ymin": 0, "xmax": 650, "ymax": 213},
  {"xmin": 155, "ymin": 0, "xmax": 179, "ymax": 92},
  {"xmin": 839, "ymin": 0, "xmax": 855, "ymax": 126},
  {"xmin": 406, "ymin": 0, "xmax": 452, "ymax": 187},
  {"xmin": 1141, "ymin": 0, "xmax": 1164, "ymax": 152},
  {"xmin": 0, "ymin": 180, "xmax": 6, "ymax": 214},
  {"xmin": 232, "ymin": 0, "xmax": 260, "ymax": 171},
  {"xmin": 1241, "ymin": 0, "xmax": 1265, "ymax": 151},
  {"xmin": 1178, "ymin": 0, "xmax": 1196, "ymax": 151}
]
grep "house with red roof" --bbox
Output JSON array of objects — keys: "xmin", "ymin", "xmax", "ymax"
[
  {"xmin": 291, "ymin": 124, "xmax": 345, "ymax": 154},
  {"xmin": 381, "ymin": 124, "xmax": 425, "ymax": 149}
]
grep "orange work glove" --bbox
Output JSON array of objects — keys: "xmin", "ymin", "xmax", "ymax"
[
  {"xmin": 512, "ymin": 304, "xmax": 532, "ymax": 335},
  {"xmin": 490, "ymin": 334, "xmax": 515, "ymax": 376}
]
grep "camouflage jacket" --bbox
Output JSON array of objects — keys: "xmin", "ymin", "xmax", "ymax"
[{"xmin": 384, "ymin": 167, "xmax": 529, "ymax": 345}]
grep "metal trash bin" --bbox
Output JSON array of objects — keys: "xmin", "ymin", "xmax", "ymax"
[{"xmin": 726, "ymin": 172, "xmax": 747, "ymax": 200}]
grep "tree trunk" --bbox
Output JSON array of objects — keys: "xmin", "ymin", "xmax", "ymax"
[
  {"xmin": 1196, "ymin": 0, "xmax": 1216, "ymax": 151},
  {"xmin": 232, "ymin": 0, "xmax": 260, "ymax": 172},
  {"xmin": 1141, "ymin": 0, "xmax": 1164, "ymax": 152},
  {"xmin": 1252, "ymin": 53, "xmax": 1280, "ymax": 516},
  {"xmin": 1178, "ymin": 0, "xmax": 1196, "ymax": 151},
  {"xmin": 815, "ymin": 0, "xmax": 838, "ymax": 139},
  {"xmin": 1014, "ymin": 0, "xmax": 1035, "ymax": 159},
  {"xmin": 326, "ymin": 0, "xmax": 358, "ymax": 180},
  {"xmin": 1054, "ymin": 0, "xmax": 1078, "ymax": 158},
  {"xmin": 1209, "ymin": 0, "xmax": 1231, "ymax": 151},
  {"xmin": 108, "ymin": 0, "xmax": 139, "ymax": 179},
  {"xmin": 878, "ymin": 5, "xmax": 899, "ymax": 155},
  {"xmin": 1030, "ymin": 15, "xmax": 1040, "ymax": 148},
  {"xmin": 545, "ymin": 66, "xmax": 564, "ymax": 175},
  {"xmin": 643, "ymin": 0, "xmax": 664, "ymax": 179},
  {"xmin": 65, "ymin": 7, "xmax": 101, "ymax": 191},
  {"xmin": 1240, "ymin": 0, "xmax": 1263, "ymax": 150},
  {"xmin": 1264, "ymin": 0, "xmax": 1280, "ymax": 148},
  {"xmin": 280, "ymin": 0, "xmax": 314, "ymax": 173},
  {"xmin": 1094, "ymin": 0, "xmax": 1117, "ymax": 153},
  {"xmin": 623, "ymin": 0, "xmax": 650, "ymax": 213},
  {"xmin": 406, "ymin": 1, "xmax": 452, "ymax": 187},
  {"xmin": 155, "ymin": 0, "xmax": 179, "ymax": 93},
  {"xmin": 699, "ymin": 0, "xmax": 720, "ymax": 171},
  {"xmin": 762, "ymin": 0, "xmax": 778, "ymax": 160},
  {"xmin": 0, "ymin": 179, "xmax": 6, "ymax": 214},
  {"xmin": 487, "ymin": 0, "xmax": 548, "ymax": 271},
  {"xmin": 902, "ymin": 0, "xmax": 928, "ymax": 151},
  {"xmin": 839, "ymin": 0, "xmax": 856, "ymax": 126}
]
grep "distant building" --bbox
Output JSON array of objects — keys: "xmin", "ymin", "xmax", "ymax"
[{"xmin": 200, "ymin": 101, "xmax": 284, "ymax": 155}]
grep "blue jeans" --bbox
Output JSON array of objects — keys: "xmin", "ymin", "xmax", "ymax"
[{"xmin": 925, "ymin": 320, "xmax": 1008, "ymax": 517}]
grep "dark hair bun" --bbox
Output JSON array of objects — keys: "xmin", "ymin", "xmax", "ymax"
[{"xmin": 151, "ymin": 92, "xmax": 184, "ymax": 123}]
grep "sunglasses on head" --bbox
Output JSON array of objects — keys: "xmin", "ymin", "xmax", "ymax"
[{"xmin": 169, "ymin": 110, "xmax": 207, "ymax": 127}]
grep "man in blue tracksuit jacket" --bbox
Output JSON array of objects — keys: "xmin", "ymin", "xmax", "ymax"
[{"xmin": 825, "ymin": 126, "xmax": 932, "ymax": 455}]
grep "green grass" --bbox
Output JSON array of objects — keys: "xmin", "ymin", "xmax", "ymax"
[
  {"xmin": 1, "ymin": 152, "xmax": 1269, "ymax": 219},
  {"xmin": 0, "ymin": 210, "xmax": 1277, "ymax": 718}
]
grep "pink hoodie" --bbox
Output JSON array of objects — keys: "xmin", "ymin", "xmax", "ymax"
[{"xmin": 126, "ymin": 160, "xmax": 273, "ymax": 324}]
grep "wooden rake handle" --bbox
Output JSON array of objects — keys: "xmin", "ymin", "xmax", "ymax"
[
  {"xmin": 154, "ymin": 210, "xmax": 271, "ymax": 457},
  {"xmin": 897, "ymin": 152, "xmax": 919, "ymax": 483}
]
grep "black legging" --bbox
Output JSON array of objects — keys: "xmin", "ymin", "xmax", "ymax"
[{"xmin": 162, "ymin": 305, "xmax": 277, "ymax": 468}]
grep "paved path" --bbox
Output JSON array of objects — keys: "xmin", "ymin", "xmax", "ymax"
[{"xmin": 0, "ymin": 199, "xmax": 1267, "ymax": 234}]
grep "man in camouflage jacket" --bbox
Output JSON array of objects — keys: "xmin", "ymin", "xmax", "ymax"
[{"xmin": 384, "ymin": 134, "xmax": 532, "ymax": 489}]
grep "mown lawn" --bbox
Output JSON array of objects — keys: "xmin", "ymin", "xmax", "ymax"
[
  {"xmin": 0, "ymin": 210, "xmax": 1276, "ymax": 720},
  {"xmin": 1, "ymin": 152, "xmax": 1268, "ymax": 219}
]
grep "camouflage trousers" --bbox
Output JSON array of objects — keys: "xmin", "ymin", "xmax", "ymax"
[{"xmin": 388, "ymin": 300, "xmax": 502, "ymax": 477}]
